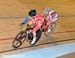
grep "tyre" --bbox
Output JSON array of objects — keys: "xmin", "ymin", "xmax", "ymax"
[
  {"xmin": 12, "ymin": 30, "xmax": 26, "ymax": 48},
  {"xmin": 45, "ymin": 22, "xmax": 56, "ymax": 36},
  {"xmin": 12, "ymin": 39, "xmax": 22, "ymax": 48}
]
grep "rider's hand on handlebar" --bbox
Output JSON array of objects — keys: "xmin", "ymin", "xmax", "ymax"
[
  {"xmin": 19, "ymin": 23, "xmax": 24, "ymax": 29},
  {"xmin": 19, "ymin": 25, "xmax": 23, "ymax": 29}
]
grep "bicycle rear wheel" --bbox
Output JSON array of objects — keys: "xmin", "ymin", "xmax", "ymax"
[{"xmin": 45, "ymin": 22, "xmax": 56, "ymax": 36}]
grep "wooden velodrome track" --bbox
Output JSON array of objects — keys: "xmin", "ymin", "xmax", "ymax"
[{"xmin": 0, "ymin": 0, "xmax": 75, "ymax": 56}]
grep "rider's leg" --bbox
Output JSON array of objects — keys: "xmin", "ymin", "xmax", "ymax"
[
  {"xmin": 31, "ymin": 20, "xmax": 44, "ymax": 44},
  {"xmin": 27, "ymin": 20, "xmax": 36, "ymax": 44},
  {"xmin": 44, "ymin": 20, "xmax": 51, "ymax": 33},
  {"xmin": 47, "ymin": 19, "xmax": 52, "ymax": 32},
  {"xmin": 31, "ymin": 31, "xmax": 36, "ymax": 44},
  {"xmin": 30, "ymin": 24, "xmax": 38, "ymax": 45},
  {"xmin": 44, "ymin": 19, "xmax": 52, "ymax": 36}
]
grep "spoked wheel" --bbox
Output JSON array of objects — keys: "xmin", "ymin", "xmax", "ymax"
[
  {"xmin": 13, "ymin": 39, "xmax": 22, "ymax": 48},
  {"xmin": 45, "ymin": 22, "xmax": 56, "ymax": 36},
  {"xmin": 12, "ymin": 30, "xmax": 26, "ymax": 48}
]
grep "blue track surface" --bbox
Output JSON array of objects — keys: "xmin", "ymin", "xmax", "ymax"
[{"xmin": 2, "ymin": 43, "xmax": 75, "ymax": 58}]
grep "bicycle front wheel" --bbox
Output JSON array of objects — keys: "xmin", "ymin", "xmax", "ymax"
[{"xmin": 12, "ymin": 30, "xmax": 26, "ymax": 48}]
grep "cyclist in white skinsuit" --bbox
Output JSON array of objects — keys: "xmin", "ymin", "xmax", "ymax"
[{"xmin": 43, "ymin": 8, "xmax": 58, "ymax": 32}]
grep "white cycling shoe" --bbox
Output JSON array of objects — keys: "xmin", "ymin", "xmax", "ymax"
[
  {"xmin": 31, "ymin": 37, "xmax": 36, "ymax": 45},
  {"xmin": 45, "ymin": 28, "xmax": 51, "ymax": 36},
  {"xmin": 48, "ymin": 29, "xmax": 51, "ymax": 32}
]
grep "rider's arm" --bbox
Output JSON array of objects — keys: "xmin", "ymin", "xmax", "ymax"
[
  {"xmin": 50, "ymin": 11, "xmax": 58, "ymax": 19},
  {"xmin": 19, "ymin": 16, "xmax": 30, "ymax": 26}
]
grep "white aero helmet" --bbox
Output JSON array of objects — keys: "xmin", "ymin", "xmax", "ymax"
[{"xmin": 43, "ymin": 8, "xmax": 52, "ymax": 15}]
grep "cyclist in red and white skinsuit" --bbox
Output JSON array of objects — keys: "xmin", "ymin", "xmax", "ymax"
[
  {"xmin": 43, "ymin": 8, "xmax": 58, "ymax": 32},
  {"xmin": 28, "ymin": 10, "xmax": 44, "ymax": 45},
  {"xmin": 20, "ymin": 9, "xmax": 44, "ymax": 45}
]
